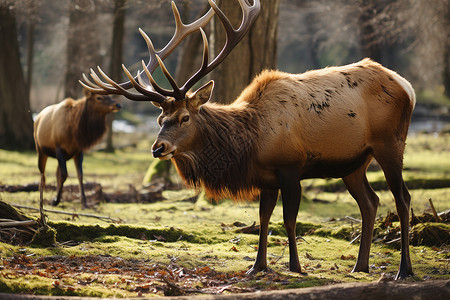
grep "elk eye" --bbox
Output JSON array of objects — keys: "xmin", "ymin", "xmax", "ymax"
[{"xmin": 181, "ymin": 115, "xmax": 190, "ymax": 124}]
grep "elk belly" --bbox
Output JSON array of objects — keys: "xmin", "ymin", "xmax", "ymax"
[{"xmin": 300, "ymin": 147, "xmax": 372, "ymax": 179}]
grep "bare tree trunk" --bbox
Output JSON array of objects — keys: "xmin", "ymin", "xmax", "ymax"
[
  {"xmin": 0, "ymin": 2, "xmax": 34, "ymax": 150},
  {"xmin": 304, "ymin": 10, "xmax": 321, "ymax": 69},
  {"xmin": 358, "ymin": 0, "xmax": 382, "ymax": 62},
  {"xmin": 212, "ymin": 0, "xmax": 280, "ymax": 104},
  {"xmin": 64, "ymin": 0, "xmax": 101, "ymax": 99},
  {"xmin": 443, "ymin": 7, "xmax": 450, "ymax": 98},
  {"xmin": 105, "ymin": 0, "xmax": 126, "ymax": 153},
  {"xmin": 26, "ymin": 20, "xmax": 35, "ymax": 98}
]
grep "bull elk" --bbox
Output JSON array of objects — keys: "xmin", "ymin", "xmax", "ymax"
[
  {"xmin": 33, "ymin": 89, "xmax": 121, "ymax": 208},
  {"xmin": 80, "ymin": 0, "xmax": 415, "ymax": 279}
]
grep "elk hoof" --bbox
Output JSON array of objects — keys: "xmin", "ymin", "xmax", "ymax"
[
  {"xmin": 351, "ymin": 265, "xmax": 369, "ymax": 273},
  {"xmin": 246, "ymin": 265, "xmax": 267, "ymax": 276},
  {"xmin": 52, "ymin": 197, "xmax": 60, "ymax": 206},
  {"xmin": 81, "ymin": 197, "xmax": 88, "ymax": 209},
  {"xmin": 395, "ymin": 268, "xmax": 413, "ymax": 280},
  {"xmin": 289, "ymin": 262, "xmax": 307, "ymax": 275}
]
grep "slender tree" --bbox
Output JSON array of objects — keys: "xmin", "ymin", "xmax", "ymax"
[
  {"xmin": 0, "ymin": 1, "xmax": 34, "ymax": 150},
  {"xmin": 64, "ymin": 0, "xmax": 101, "ymax": 99},
  {"xmin": 105, "ymin": 0, "xmax": 126, "ymax": 153}
]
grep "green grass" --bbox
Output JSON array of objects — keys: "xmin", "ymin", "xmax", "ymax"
[{"xmin": 0, "ymin": 132, "xmax": 449, "ymax": 297}]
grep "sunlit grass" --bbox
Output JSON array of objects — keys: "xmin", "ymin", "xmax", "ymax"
[{"xmin": 0, "ymin": 132, "xmax": 449, "ymax": 296}]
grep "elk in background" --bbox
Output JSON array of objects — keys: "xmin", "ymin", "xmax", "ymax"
[
  {"xmin": 81, "ymin": 0, "xmax": 415, "ymax": 279},
  {"xmin": 33, "ymin": 89, "xmax": 121, "ymax": 209}
]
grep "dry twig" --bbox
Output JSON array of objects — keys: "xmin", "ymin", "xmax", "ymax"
[{"xmin": 11, "ymin": 204, "xmax": 120, "ymax": 223}]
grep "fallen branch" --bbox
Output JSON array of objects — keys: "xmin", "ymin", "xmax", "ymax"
[
  {"xmin": 349, "ymin": 234, "xmax": 361, "ymax": 244},
  {"xmin": 0, "ymin": 220, "xmax": 37, "ymax": 227},
  {"xmin": 11, "ymin": 204, "xmax": 120, "ymax": 223},
  {"xmin": 0, "ymin": 205, "xmax": 38, "ymax": 244},
  {"xmin": 345, "ymin": 216, "xmax": 362, "ymax": 223},
  {"xmin": 385, "ymin": 237, "xmax": 401, "ymax": 244}
]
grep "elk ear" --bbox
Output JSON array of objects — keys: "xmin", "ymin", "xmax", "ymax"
[
  {"xmin": 151, "ymin": 101, "xmax": 162, "ymax": 109},
  {"xmin": 189, "ymin": 80, "xmax": 214, "ymax": 109},
  {"xmin": 83, "ymin": 88, "xmax": 93, "ymax": 99}
]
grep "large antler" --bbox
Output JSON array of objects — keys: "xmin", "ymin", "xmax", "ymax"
[{"xmin": 80, "ymin": 0, "xmax": 261, "ymax": 103}]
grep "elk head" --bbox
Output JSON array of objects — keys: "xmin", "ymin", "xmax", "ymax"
[
  {"xmin": 80, "ymin": 0, "xmax": 260, "ymax": 158},
  {"xmin": 83, "ymin": 88, "xmax": 122, "ymax": 114}
]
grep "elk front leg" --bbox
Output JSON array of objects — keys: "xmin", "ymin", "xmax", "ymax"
[
  {"xmin": 246, "ymin": 189, "xmax": 278, "ymax": 275},
  {"xmin": 37, "ymin": 151, "xmax": 48, "ymax": 226},
  {"xmin": 53, "ymin": 147, "xmax": 68, "ymax": 206},
  {"xmin": 277, "ymin": 167, "xmax": 303, "ymax": 274},
  {"xmin": 74, "ymin": 152, "xmax": 87, "ymax": 208}
]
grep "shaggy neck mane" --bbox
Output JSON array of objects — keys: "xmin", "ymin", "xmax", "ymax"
[
  {"xmin": 74, "ymin": 100, "xmax": 107, "ymax": 151},
  {"xmin": 172, "ymin": 104, "xmax": 261, "ymax": 201}
]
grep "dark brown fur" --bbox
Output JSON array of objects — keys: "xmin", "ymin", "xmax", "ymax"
[
  {"xmin": 172, "ymin": 105, "xmax": 260, "ymax": 200},
  {"xmin": 76, "ymin": 100, "xmax": 109, "ymax": 151}
]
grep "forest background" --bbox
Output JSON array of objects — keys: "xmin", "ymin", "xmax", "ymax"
[{"xmin": 1, "ymin": 0, "xmax": 449, "ymax": 150}]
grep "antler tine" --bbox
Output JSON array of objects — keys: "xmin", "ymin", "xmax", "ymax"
[
  {"xmin": 180, "ymin": 28, "xmax": 209, "ymax": 93},
  {"xmin": 80, "ymin": 3, "xmax": 215, "ymax": 100},
  {"xmin": 136, "ymin": 28, "xmax": 158, "ymax": 86},
  {"xmin": 79, "ymin": 0, "xmax": 259, "ymax": 102},
  {"xmin": 181, "ymin": 0, "xmax": 260, "ymax": 94},
  {"xmin": 208, "ymin": 0, "xmax": 260, "ymax": 66},
  {"xmin": 159, "ymin": 1, "xmax": 214, "ymax": 60},
  {"xmin": 121, "ymin": 64, "xmax": 167, "ymax": 103},
  {"xmin": 93, "ymin": 67, "xmax": 154, "ymax": 102},
  {"xmin": 79, "ymin": 73, "xmax": 109, "ymax": 95},
  {"xmin": 135, "ymin": 3, "xmax": 214, "ymax": 87}
]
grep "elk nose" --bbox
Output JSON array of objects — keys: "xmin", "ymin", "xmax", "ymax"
[
  {"xmin": 115, "ymin": 103, "xmax": 122, "ymax": 109},
  {"xmin": 152, "ymin": 144, "xmax": 165, "ymax": 158}
]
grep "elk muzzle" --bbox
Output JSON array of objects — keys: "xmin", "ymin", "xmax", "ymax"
[
  {"xmin": 113, "ymin": 103, "xmax": 122, "ymax": 112},
  {"xmin": 152, "ymin": 145, "xmax": 165, "ymax": 158},
  {"xmin": 151, "ymin": 140, "xmax": 175, "ymax": 160}
]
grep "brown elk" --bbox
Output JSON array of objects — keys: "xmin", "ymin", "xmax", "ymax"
[
  {"xmin": 33, "ymin": 89, "xmax": 121, "ymax": 208},
  {"xmin": 81, "ymin": 0, "xmax": 415, "ymax": 279}
]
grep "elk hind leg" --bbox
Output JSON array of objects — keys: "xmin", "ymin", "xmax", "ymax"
[
  {"xmin": 53, "ymin": 147, "xmax": 68, "ymax": 206},
  {"xmin": 343, "ymin": 158, "xmax": 379, "ymax": 273},
  {"xmin": 246, "ymin": 188, "xmax": 278, "ymax": 275},
  {"xmin": 74, "ymin": 152, "xmax": 87, "ymax": 208},
  {"xmin": 375, "ymin": 148, "xmax": 413, "ymax": 279},
  {"xmin": 277, "ymin": 167, "xmax": 304, "ymax": 274}
]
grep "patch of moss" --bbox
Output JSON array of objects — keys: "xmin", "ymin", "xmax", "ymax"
[
  {"xmin": 49, "ymin": 221, "xmax": 197, "ymax": 243},
  {"xmin": 269, "ymin": 221, "xmax": 322, "ymax": 237},
  {"xmin": 312, "ymin": 224, "xmax": 356, "ymax": 241},
  {"xmin": 314, "ymin": 228, "xmax": 333, "ymax": 238},
  {"xmin": 142, "ymin": 159, "xmax": 171, "ymax": 184},
  {"xmin": 30, "ymin": 226, "xmax": 57, "ymax": 247},
  {"xmin": 330, "ymin": 225, "xmax": 355, "ymax": 240},
  {"xmin": 410, "ymin": 223, "xmax": 450, "ymax": 246},
  {"xmin": 0, "ymin": 281, "xmax": 13, "ymax": 293}
]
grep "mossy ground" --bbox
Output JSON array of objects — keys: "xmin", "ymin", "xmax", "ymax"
[{"xmin": 0, "ymin": 132, "xmax": 449, "ymax": 297}]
